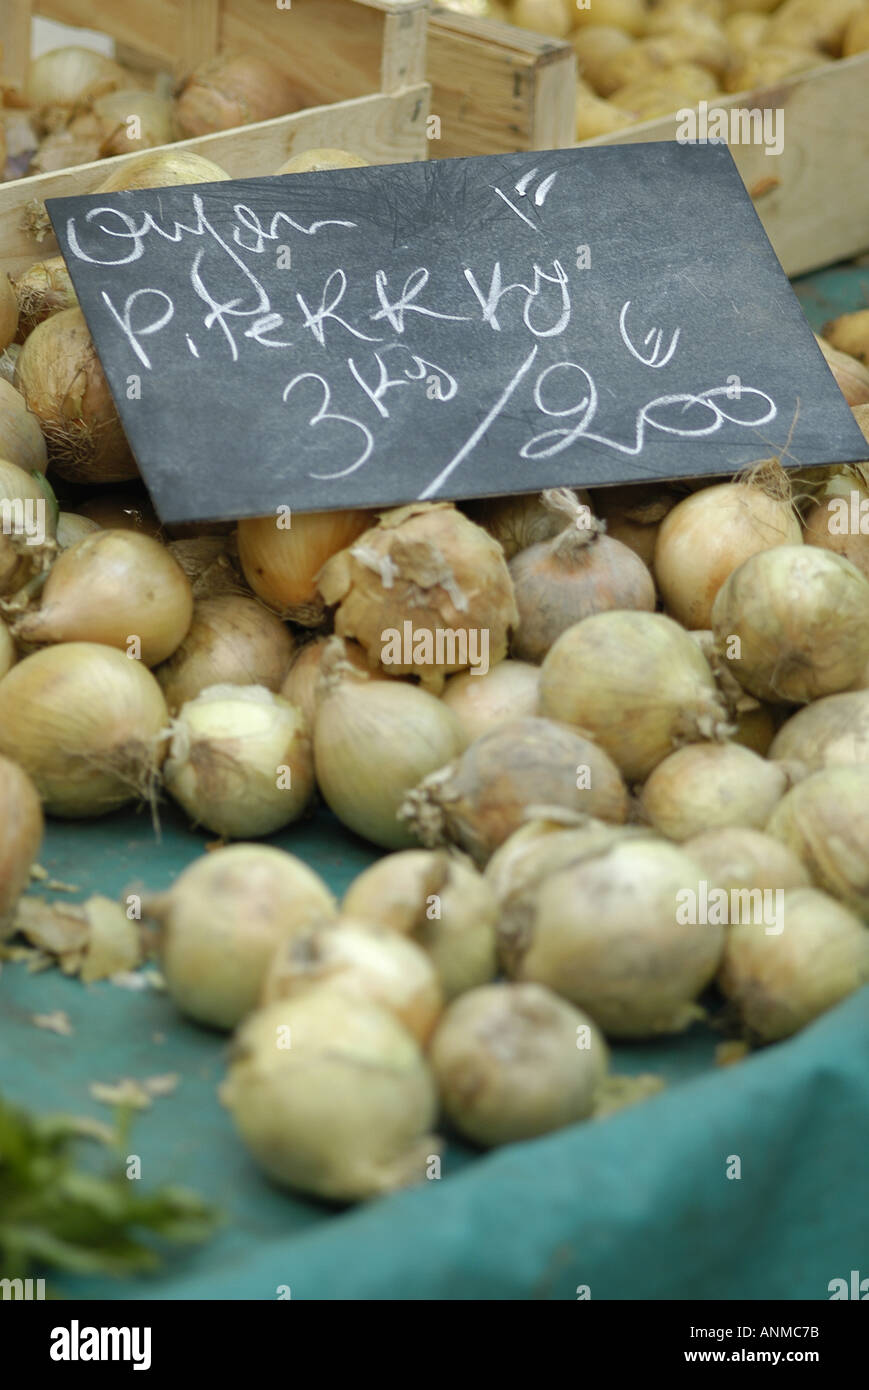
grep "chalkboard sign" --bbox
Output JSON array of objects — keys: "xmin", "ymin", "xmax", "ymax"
[{"xmin": 48, "ymin": 143, "xmax": 867, "ymax": 525}]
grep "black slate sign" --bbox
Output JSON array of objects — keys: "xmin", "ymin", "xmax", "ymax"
[{"xmin": 47, "ymin": 143, "xmax": 867, "ymax": 525}]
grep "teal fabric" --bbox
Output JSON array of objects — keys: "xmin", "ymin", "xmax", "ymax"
[{"xmin": 1, "ymin": 264, "xmax": 867, "ymax": 1300}]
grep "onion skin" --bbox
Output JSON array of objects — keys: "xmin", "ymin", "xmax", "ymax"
[
  {"xmin": 175, "ymin": 53, "xmax": 302, "ymax": 137},
  {"xmin": 238, "ymin": 508, "xmax": 371, "ymax": 625},
  {"xmin": 718, "ymin": 888, "xmax": 869, "ymax": 1044},
  {"xmin": 96, "ymin": 150, "xmax": 231, "ymax": 192},
  {"xmin": 770, "ymin": 690, "xmax": 869, "ymax": 772},
  {"xmin": 683, "ymin": 826, "xmax": 811, "ymax": 896},
  {"xmin": 0, "ymin": 754, "xmax": 43, "ymax": 937},
  {"xmin": 440, "ymin": 660, "xmax": 539, "ymax": 743},
  {"xmin": 156, "ymin": 595, "xmax": 294, "ymax": 714},
  {"xmin": 803, "ymin": 484, "xmax": 869, "ymax": 579},
  {"xmin": 25, "ymin": 47, "xmax": 128, "ymax": 131},
  {"xmin": 15, "ymin": 530, "xmax": 193, "ymax": 667},
  {"xmin": 11, "ymin": 257, "xmax": 78, "ymax": 341},
  {"xmin": 0, "ymin": 619, "xmax": 15, "ymax": 680},
  {"xmin": 15, "ymin": 308, "xmax": 137, "ymax": 484},
  {"xmin": 640, "ymin": 742, "xmax": 793, "ymax": 842},
  {"xmin": 0, "ymin": 642, "xmax": 168, "ymax": 818},
  {"xmin": 712, "ymin": 546, "xmax": 869, "ymax": 705},
  {"xmin": 275, "ymin": 148, "xmax": 369, "ymax": 174},
  {"xmin": 461, "ymin": 490, "xmax": 581, "ymax": 560},
  {"xmin": 765, "ymin": 766, "xmax": 869, "ymax": 914},
  {"xmin": 815, "ymin": 335, "xmax": 869, "ymax": 406},
  {"xmin": 0, "ymin": 379, "xmax": 49, "ymax": 474},
  {"xmin": 0, "ymin": 276, "xmax": 18, "ymax": 352}
]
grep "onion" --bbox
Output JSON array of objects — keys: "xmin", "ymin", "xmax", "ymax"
[
  {"xmin": 591, "ymin": 482, "xmax": 681, "ymax": 573},
  {"xmin": 30, "ymin": 124, "xmax": 103, "ymax": 176},
  {"xmin": 25, "ymin": 48, "xmax": 128, "ymax": 131},
  {"xmin": 440, "ymin": 660, "xmax": 539, "ymax": 743},
  {"xmin": 274, "ymin": 148, "xmax": 369, "ymax": 174},
  {"xmin": 15, "ymin": 308, "xmax": 137, "ymax": 484},
  {"xmin": 766, "ymin": 766, "xmax": 869, "ymax": 913},
  {"xmin": 0, "ymin": 459, "xmax": 56, "ymax": 596},
  {"xmin": 0, "ymin": 276, "xmax": 18, "ymax": 351},
  {"xmin": 711, "ymin": 545, "xmax": 869, "ymax": 704},
  {"xmin": 575, "ymin": 87, "xmax": 635, "ymax": 140},
  {"xmin": 318, "ymin": 502, "xmax": 518, "ymax": 691},
  {"xmin": 0, "ymin": 754, "xmax": 43, "ymax": 936},
  {"xmin": 509, "ymin": 490, "xmax": 655, "ymax": 663},
  {"xmin": 803, "ymin": 471, "xmax": 869, "ymax": 579},
  {"xmin": 279, "ymin": 635, "xmax": 388, "ymax": 730},
  {"xmin": 615, "ymin": 65, "xmax": 721, "ymax": 119},
  {"xmin": 91, "ymin": 89, "xmax": 174, "ymax": 157},
  {"xmin": 314, "ymin": 638, "xmax": 466, "ymax": 849},
  {"xmin": 261, "ymin": 919, "xmax": 443, "ymax": 1044},
  {"xmin": 765, "ymin": 0, "xmax": 865, "ymax": 53},
  {"xmin": 643, "ymin": 5, "xmax": 730, "ymax": 70},
  {"xmin": 815, "ymin": 335, "xmax": 869, "ymax": 406},
  {"xmin": 540, "ymin": 611, "xmax": 731, "ymax": 781},
  {"xmin": 512, "ymin": 0, "xmax": 573, "ymax": 38},
  {"xmin": 769, "ymin": 691, "xmax": 869, "ymax": 772},
  {"xmin": 56, "ymin": 512, "xmax": 101, "ymax": 549},
  {"xmin": 238, "ymin": 507, "xmax": 370, "ymax": 625},
  {"xmin": 686, "ymin": 629, "xmax": 777, "ymax": 755},
  {"xmin": 640, "ymin": 742, "xmax": 796, "ymax": 842},
  {"xmin": 511, "ymin": 837, "xmax": 724, "ymax": 1038},
  {"xmin": 724, "ymin": 12, "xmax": 770, "ymax": 51},
  {"xmin": 0, "ymin": 347, "xmax": 21, "ymax": 387},
  {"xmin": 15, "ymin": 530, "xmax": 193, "ymax": 666},
  {"xmin": 402, "ymin": 716, "xmax": 629, "ymax": 866},
  {"xmin": 0, "ymin": 618, "xmax": 14, "ymax": 680},
  {"xmin": 147, "ymin": 843, "xmax": 336, "ymax": 1029},
  {"xmin": 684, "ymin": 825, "xmax": 811, "ymax": 895},
  {"xmin": 175, "ymin": 53, "xmax": 302, "ymax": 137},
  {"xmin": 655, "ymin": 466, "xmax": 802, "ymax": 629},
  {"xmin": 342, "ymin": 848, "xmax": 498, "ymax": 999},
  {"xmin": 163, "ymin": 684, "xmax": 313, "ymax": 839},
  {"xmin": 0, "ymin": 379, "xmax": 48, "ymax": 474},
  {"xmin": 219, "ymin": 992, "xmax": 438, "ymax": 1202},
  {"xmin": 155, "ymin": 595, "xmax": 294, "ymax": 714},
  {"xmin": 166, "ymin": 537, "xmax": 245, "ymax": 599},
  {"xmin": 462, "ymin": 488, "xmax": 586, "ymax": 560},
  {"xmin": 718, "ymin": 888, "xmax": 869, "ymax": 1043},
  {"xmin": 0, "ymin": 643, "xmax": 168, "ymax": 817},
  {"xmin": 11, "ymin": 257, "xmax": 78, "ymax": 342},
  {"xmin": 96, "ymin": 149, "xmax": 231, "ymax": 192},
  {"xmin": 429, "ymin": 983, "xmax": 609, "ymax": 1148},
  {"xmin": 723, "ymin": 47, "xmax": 827, "ymax": 94},
  {"xmin": 572, "ymin": 26, "xmax": 633, "ymax": 95},
  {"xmin": 823, "ymin": 309, "xmax": 869, "ymax": 366}
]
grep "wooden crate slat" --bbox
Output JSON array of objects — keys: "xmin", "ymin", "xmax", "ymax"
[
  {"xmin": 179, "ymin": 0, "xmax": 221, "ymax": 71},
  {"xmin": 0, "ymin": 0, "xmax": 33, "ymax": 83}
]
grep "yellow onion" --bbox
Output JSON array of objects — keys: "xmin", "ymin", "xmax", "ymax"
[
  {"xmin": 765, "ymin": 0, "xmax": 865, "ymax": 53},
  {"xmin": 238, "ymin": 507, "xmax": 370, "ymax": 624},
  {"xmin": 509, "ymin": 491, "xmax": 655, "ymax": 663},
  {"xmin": 0, "ymin": 618, "xmax": 15, "ymax": 680},
  {"xmin": 718, "ymin": 888, "xmax": 869, "ymax": 1043},
  {"xmin": 590, "ymin": 482, "xmax": 681, "ymax": 573},
  {"xmin": 686, "ymin": 629, "xmax": 777, "ymax": 755},
  {"xmin": 219, "ymin": 992, "xmax": 438, "ymax": 1202},
  {"xmin": 261, "ymin": 919, "xmax": 443, "ymax": 1044},
  {"xmin": 0, "ymin": 643, "xmax": 168, "ymax": 817},
  {"xmin": 175, "ymin": 52, "xmax": 302, "ymax": 137},
  {"xmin": 823, "ymin": 309, "xmax": 869, "ymax": 366},
  {"xmin": 15, "ymin": 308, "xmax": 137, "ymax": 484},
  {"xmin": 402, "ymin": 716, "xmax": 629, "ymax": 866},
  {"xmin": 274, "ymin": 148, "xmax": 369, "ymax": 174},
  {"xmin": 723, "ymin": 46, "xmax": 827, "ymax": 93},
  {"xmin": 724, "ymin": 12, "xmax": 770, "ymax": 51},
  {"xmin": 572, "ymin": 26, "xmax": 633, "ymax": 94},
  {"xmin": 540, "ymin": 611, "xmax": 731, "ymax": 781},
  {"xmin": 803, "ymin": 470, "xmax": 869, "ymax": 579},
  {"xmin": 318, "ymin": 502, "xmax": 518, "ymax": 691},
  {"xmin": 766, "ymin": 766, "xmax": 869, "ymax": 913},
  {"xmin": 29, "ymin": 123, "xmax": 103, "ymax": 175},
  {"xmin": 844, "ymin": 6, "xmax": 869, "ymax": 53},
  {"xmin": 712, "ymin": 545, "xmax": 869, "ymax": 704},
  {"xmin": 0, "ymin": 276, "xmax": 18, "ymax": 351},
  {"xmin": 640, "ymin": 741, "xmax": 797, "ymax": 841},
  {"xmin": 684, "ymin": 825, "xmax": 811, "ymax": 895},
  {"xmin": 165, "ymin": 537, "xmax": 245, "ymax": 599},
  {"xmin": 615, "ymin": 64, "xmax": 721, "ymax": 119},
  {"xmin": 0, "ymin": 380, "xmax": 47, "ymax": 475},
  {"xmin": 342, "ymin": 848, "xmax": 498, "ymax": 999},
  {"xmin": 15, "ymin": 530, "xmax": 193, "ymax": 666},
  {"xmin": 25, "ymin": 48, "xmax": 128, "ymax": 132},
  {"xmin": 11, "ymin": 257, "xmax": 78, "ymax": 343},
  {"xmin": 440, "ymin": 659, "xmax": 539, "ymax": 743},
  {"xmin": 0, "ymin": 459, "xmax": 56, "ymax": 597},
  {"xmin": 163, "ymin": 685, "xmax": 313, "ymax": 839},
  {"xmin": 575, "ymin": 87, "xmax": 635, "ymax": 141},
  {"xmin": 147, "ymin": 843, "xmax": 336, "ymax": 1029},
  {"xmin": 0, "ymin": 754, "xmax": 43, "ymax": 936},
  {"xmin": 573, "ymin": 0, "xmax": 647, "ymax": 34},
  {"xmin": 770, "ymin": 691, "xmax": 869, "ymax": 772},
  {"xmin": 512, "ymin": 0, "xmax": 573, "ymax": 37},
  {"xmin": 462, "ymin": 488, "xmax": 586, "ymax": 560},
  {"xmin": 591, "ymin": 36, "xmax": 691, "ymax": 95},
  {"xmin": 816, "ymin": 335, "xmax": 869, "ymax": 406},
  {"xmin": 314, "ymin": 638, "xmax": 466, "ymax": 849},
  {"xmin": 643, "ymin": 5, "xmax": 730, "ymax": 71},
  {"xmin": 510, "ymin": 837, "xmax": 724, "ymax": 1038},
  {"xmin": 155, "ymin": 595, "xmax": 294, "ymax": 714},
  {"xmin": 56, "ymin": 512, "xmax": 101, "ymax": 549},
  {"xmin": 96, "ymin": 149, "xmax": 231, "ymax": 192},
  {"xmin": 91, "ymin": 89, "xmax": 174, "ymax": 157},
  {"xmin": 279, "ymin": 635, "xmax": 390, "ymax": 730},
  {"xmin": 429, "ymin": 983, "xmax": 609, "ymax": 1148},
  {"xmin": 655, "ymin": 466, "xmax": 802, "ymax": 629}
]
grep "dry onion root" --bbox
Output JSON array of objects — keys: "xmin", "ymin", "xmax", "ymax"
[
  {"xmin": 440, "ymin": 660, "xmax": 539, "ymax": 743},
  {"xmin": 718, "ymin": 888, "xmax": 869, "ymax": 1044},
  {"xmin": 0, "ymin": 754, "xmax": 43, "ymax": 937},
  {"xmin": 174, "ymin": 52, "xmax": 302, "ymax": 137},
  {"xmin": 261, "ymin": 918, "xmax": 444, "ymax": 1044},
  {"xmin": 219, "ymin": 992, "xmax": 438, "ymax": 1202},
  {"xmin": 508, "ymin": 837, "xmax": 724, "ymax": 1038},
  {"xmin": 155, "ymin": 595, "xmax": 295, "ymax": 714},
  {"xmin": 14, "ymin": 308, "xmax": 137, "ymax": 484},
  {"xmin": 508, "ymin": 489, "xmax": 655, "ymax": 663},
  {"xmin": 11, "ymin": 257, "xmax": 78, "ymax": 342},
  {"xmin": 0, "ymin": 379, "xmax": 48, "ymax": 474},
  {"xmin": 0, "ymin": 642, "xmax": 168, "ymax": 818},
  {"xmin": 317, "ymin": 502, "xmax": 518, "ymax": 691},
  {"xmin": 429, "ymin": 983, "xmax": 609, "ymax": 1148},
  {"xmin": 765, "ymin": 766, "xmax": 869, "ymax": 914},
  {"xmin": 401, "ymin": 716, "xmax": 629, "ymax": 866},
  {"xmin": 711, "ymin": 545, "xmax": 869, "ymax": 704},
  {"xmin": 639, "ymin": 742, "xmax": 798, "ymax": 842},
  {"xmin": 147, "ymin": 843, "xmax": 336, "ymax": 1029},
  {"xmin": 342, "ymin": 848, "xmax": 498, "ymax": 999},
  {"xmin": 540, "ymin": 611, "xmax": 731, "ymax": 781},
  {"xmin": 238, "ymin": 507, "xmax": 371, "ymax": 625},
  {"xmin": 163, "ymin": 685, "xmax": 314, "ymax": 839},
  {"xmin": 314, "ymin": 639, "xmax": 466, "ymax": 849},
  {"xmin": 15, "ymin": 529, "xmax": 193, "ymax": 666},
  {"xmin": 683, "ymin": 825, "xmax": 811, "ymax": 896},
  {"xmin": 654, "ymin": 464, "xmax": 802, "ymax": 630}
]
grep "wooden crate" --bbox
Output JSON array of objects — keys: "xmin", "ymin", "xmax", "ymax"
[
  {"xmin": 425, "ymin": 8, "xmax": 576, "ymax": 158},
  {"xmin": 0, "ymin": 0, "xmax": 430, "ymax": 276}
]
